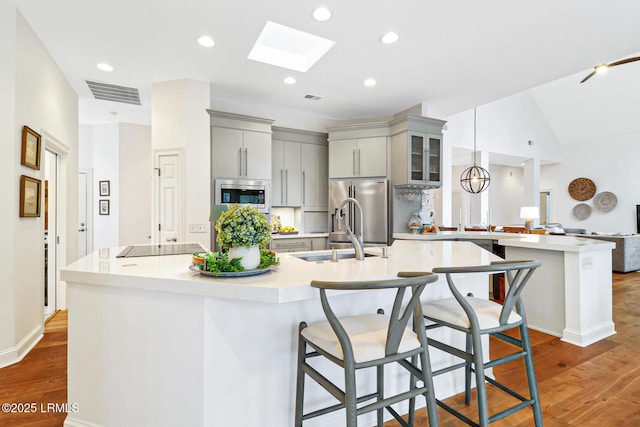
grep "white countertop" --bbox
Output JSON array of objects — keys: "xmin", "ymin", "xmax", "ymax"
[
  {"xmin": 61, "ymin": 240, "xmax": 500, "ymax": 304},
  {"xmin": 271, "ymin": 232, "xmax": 329, "ymax": 239},
  {"xmin": 393, "ymin": 232, "xmax": 615, "ymax": 253}
]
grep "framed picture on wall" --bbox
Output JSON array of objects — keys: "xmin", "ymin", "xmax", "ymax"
[
  {"xmin": 99, "ymin": 180, "xmax": 110, "ymax": 196},
  {"xmin": 20, "ymin": 175, "xmax": 41, "ymax": 217},
  {"xmin": 99, "ymin": 199, "xmax": 110, "ymax": 215},
  {"xmin": 21, "ymin": 126, "xmax": 41, "ymax": 170}
]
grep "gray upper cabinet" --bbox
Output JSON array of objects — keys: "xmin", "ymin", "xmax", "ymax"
[
  {"xmin": 209, "ymin": 110, "xmax": 274, "ymax": 180},
  {"xmin": 272, "ymin": 139, "xmax": 302, "ymax": 207},
  {"xmin": 271, "ymin": 127, "xmax": 328, "ymax": 209},
  {"xmin": 327, "ymin": 122, "xmax": 388, "ymax": 179},
  {"xmin": 301, "ymin": 142, "xmax": 328, "ymax": 209},
  {"xmin": 390, "ymin": 115, "xmax": 446, "ymax": 188}
]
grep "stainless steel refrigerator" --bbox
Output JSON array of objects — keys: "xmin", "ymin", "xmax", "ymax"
[{"xmin": 328, "ymin": 178, "xmax": 390, "ymax": 246}]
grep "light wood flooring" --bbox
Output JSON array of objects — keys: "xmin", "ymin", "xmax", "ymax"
[{"xmin": 0, "ymin": 273, "xmax": 639, "ymax": 426}]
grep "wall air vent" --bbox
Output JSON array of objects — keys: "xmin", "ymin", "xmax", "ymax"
[
  {"xmin": 86, "ymin": 80, "xmax": 141, "ymax": 105},
  {"xmin": 304, "ymin": 94, "xmax": 323, "ymax": 101}
]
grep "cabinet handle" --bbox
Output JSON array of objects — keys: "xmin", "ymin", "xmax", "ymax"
[
  {"xmin": 285, "ymin": 169, "xmax": 288, "ymax": 205},
  {"xmin": 302, "ymin": 171, "xmax": 306, "ymax": 205},
  {"xmin": 352, "ymin": 149, "xmax": 356, "ymax": 175},
  {"xmin": 358, "ymin": 148, "xmax": 361, "ymax": 175},
  {"xmin": 244, "ymin": 148, "xmax": 248, "ymax": 177},
  {"xmin": 281, "ymin": 169, "xmax": 284, "ymax": 204},
  {"xmin": 238, "ymin": 148, "xmax": 242, "ymax": 176}
]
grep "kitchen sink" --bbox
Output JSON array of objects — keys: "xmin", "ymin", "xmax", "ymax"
[{"xmin": 292, "ymin": 252, "xmax": 379, "ymax": 262}]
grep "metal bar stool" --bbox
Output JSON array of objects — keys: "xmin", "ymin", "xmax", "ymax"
[
  {"xmin": 294, "ymin": 272, "xmax": 440, "ymax": 427},
  {"xmin": 423, "ymin": 260, "xmax": 543, "ymax": 427}
]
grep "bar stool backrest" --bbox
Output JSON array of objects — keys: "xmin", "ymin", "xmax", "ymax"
[
  {"xmin": 432, "ymin": 260, "xmax": 541, "ymax": 328},
  {"xmin": 311, "ymin": 273, "xmax": 438, "ymax": 360}
]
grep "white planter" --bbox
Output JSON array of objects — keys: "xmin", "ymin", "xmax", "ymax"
[{"xmin": 228, "ymin": 245, "xmax": 260, "ymax": 270}]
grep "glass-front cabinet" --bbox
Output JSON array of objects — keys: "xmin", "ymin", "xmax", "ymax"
[{"xmin": 391, "ymin": 115, "xmax": 446, "ymax": 188}]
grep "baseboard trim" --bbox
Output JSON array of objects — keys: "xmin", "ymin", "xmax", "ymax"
[
  {"xmin": 64, "ymin": 416, "xmax": 103, "ymax": 427},
  {"xmin": 0, "ymin": 323, "xmax": 44, "ymax": 369}
]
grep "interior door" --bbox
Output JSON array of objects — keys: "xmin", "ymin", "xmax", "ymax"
[
  {"xmin": 78, "ymin": 171, "xmax": 88, "ymax": 257},
  {"xmin": 158, "ymin": 153, "xmax": 183, "ymax": 244}
]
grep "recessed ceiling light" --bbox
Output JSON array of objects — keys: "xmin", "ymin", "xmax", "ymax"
[
  {"xmin": 197, "ymin": 36, "xmax": 215, "ymax": 47},
  {"xmin": 364, "ymin": 78, "xmax": 377, "ymax": 87},
  {"xmin": 248, "ymin": 21, "xmax": 335, "ymax": 73},
  {"xmin": 284, "ymin": 77, "xmax": 296, "ymax": 85},
  {"xmin": 96, "ymin": 63, "xmax": 114, "ymax": 72},
  {"xmin": 380, "ymin": 32, "xmax": 399, "ymax": 44},
  {"xmin": 313, "ymin": 7, "xmax": 332, "ymax": 21}
]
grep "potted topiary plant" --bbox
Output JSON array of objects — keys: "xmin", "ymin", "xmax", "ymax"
[{"xmin": 215, "ymin": 204, "xmax": 272, "ymax": 270}]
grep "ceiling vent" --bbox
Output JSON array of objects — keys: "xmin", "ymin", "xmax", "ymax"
[
  {"xmin": 86, "ymin": 80, "xmax": 141, "ymax": 105},
  {"xmin": 304, "ymin": 94, "xmax": 323, "ymax": 101}
]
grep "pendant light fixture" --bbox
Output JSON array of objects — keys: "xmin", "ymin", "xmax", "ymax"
[{"xmin": 460, "ymin": 108, "xmax": 491, "ymax": 193}]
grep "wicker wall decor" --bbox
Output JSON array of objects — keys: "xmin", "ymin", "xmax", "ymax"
[{"xmin": 568, "ymin": 177, "xmax": 596, "ymax": 201}]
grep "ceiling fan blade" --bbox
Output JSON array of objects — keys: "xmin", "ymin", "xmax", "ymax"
[
  {"xmin": 580, "ymin": 70, "xmax": 596, "ymax": 83},
  {"xmin": 608, "ymin": 56, "xmax": 640, "ymax": 68}
]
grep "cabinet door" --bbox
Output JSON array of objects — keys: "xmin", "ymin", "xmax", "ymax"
[
  {"xmin": 272, "ymin": 139, "xmax": 285, "ymax": 205},
  {"xmin": 212, "ymin": 127, "xmax": 244, "ymax": 178},
  {"xmin": 357, "ymin": 136, "xmax": 387, "ymax": 177},
  {"xmin": 408, "ymin": 132, "xmax": 426, "ymax": 182},
  {"xmin": 302, "ymin": 143, "xmax": 328, "ymax": 208},
  {"xmin": 243, "ymin": 130, "xmax": 272, "ymax": 180},
  {"xmin": 329, "ymin": 139, "xmax": 357, "ymax": 178},
  {"xmin": 283, "ymin": 141, "xmax": 302, "ymax": 206},
  {"xmin": 309, "ymin": 237, "xmax": 327, "ymax": 251},
  {"xmin": 426, "ymin": 135, "xmax": 442, "ymax": 186}
]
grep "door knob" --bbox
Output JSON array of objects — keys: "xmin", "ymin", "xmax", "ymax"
[{"xmin": 78, "ymin": 228, "xmax": 86, "ymax": 232}]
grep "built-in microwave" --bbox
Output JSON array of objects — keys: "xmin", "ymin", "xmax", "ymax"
[{"xmin": 214, "ymin": 179, "xmax": 270, "ymax": 213}]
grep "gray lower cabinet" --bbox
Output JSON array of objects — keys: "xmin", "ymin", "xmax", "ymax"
[{"xmin": 271, "ymin": 237, "xmax": 327, "ymax": 252}]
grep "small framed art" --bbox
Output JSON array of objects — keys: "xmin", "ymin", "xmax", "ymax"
[
  {"xmin": 20, "ymin": 175, "xmax": 41, "ymax": 217},
  {"xmin": 99, "ymin": 180, "xmax": 110, "ymax": 196},
  {"xmin": 21, "ymin": 126, "xmax": 41, "ymax": 170},
  {"xmin": 99, "ymin": 199, "xmax": 110, "ymax": 215}
]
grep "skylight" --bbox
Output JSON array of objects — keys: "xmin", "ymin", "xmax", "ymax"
[{"xmin": 248, "ymin": 21, "xmax": 335, "ymax": 73}]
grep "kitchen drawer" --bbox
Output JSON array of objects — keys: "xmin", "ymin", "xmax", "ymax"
[{"xmin": 271, "ymin": 239, "xmax": 311, "ymax": 253}]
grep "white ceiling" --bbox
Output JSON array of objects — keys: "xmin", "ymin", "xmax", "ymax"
[{"xmin": 11, "ymin": 0, "xmax": 640, "ymax": 144}]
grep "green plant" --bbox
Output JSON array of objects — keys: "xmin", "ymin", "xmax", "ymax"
[{"xmin": 215, "ymin": 204, "xmax": 272, "ymax": 249}]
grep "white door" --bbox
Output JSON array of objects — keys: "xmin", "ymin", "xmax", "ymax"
[
  {"xmin": 157, "ymin": 152, "xmax": 183, "ymax": 243},
  {"xmin": 44, "ymin": 149, "xmax": 57, "ymax": 316},
  {"xmin": 78, "ymin": 171, "xmax": 88, "ymax": 257}
]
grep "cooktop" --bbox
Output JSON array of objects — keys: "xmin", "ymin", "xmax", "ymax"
[{"xmin": 116, "ymin": 243, "xmax": 206, "ymax": 258}]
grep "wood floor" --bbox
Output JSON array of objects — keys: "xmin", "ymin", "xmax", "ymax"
[
  {"xmin": 0, "ymin": 273, "xmax": 638, "ymax": 426},
  {"xmin": 386, "ymin": 271, "xmax": 640, "ymax": 426},
  {"xmin": 0, "ymin": 310, "xmax": 67, "ymax": 427}
]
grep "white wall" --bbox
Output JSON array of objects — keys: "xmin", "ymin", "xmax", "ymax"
[
  {"xmin": 541, "ymin": 132, "xmax": 640, "ymax": 234},
  {"xmin": 152, "ymin": 79, "xmax": 211, "ymax": 249},
  {"xmin": 119, "ymin": 123, "xmax": 152, "ymax": 245},
  {"xmin": 90, "ymin": 123, "xmax": 119, "ymax": 249},
  {"xmin": 1, "ymin": 3, "xmax": 78, "ymax": 367}
]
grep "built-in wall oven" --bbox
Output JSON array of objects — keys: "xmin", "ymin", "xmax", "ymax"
[{"xmin": 212, "ymin": 179, "xmax": 271, "ymax": 250}]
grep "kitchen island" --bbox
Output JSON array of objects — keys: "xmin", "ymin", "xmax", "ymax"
[
  {"xmin": 61, "ymin": 240, "xmax": 499, "ymax": 427},
  {"xmin": 394, "ymin": 232, "xmax": 616, "ymax": 346}
]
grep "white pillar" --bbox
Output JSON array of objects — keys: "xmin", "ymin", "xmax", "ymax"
[{"xmin": 151, "ymin": 79, "xmax": 211, "ymax": 247}]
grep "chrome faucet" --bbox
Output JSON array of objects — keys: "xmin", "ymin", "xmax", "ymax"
[{"xmin": 336, "ymin": 197, "xmax": 364, "ymax": 260}]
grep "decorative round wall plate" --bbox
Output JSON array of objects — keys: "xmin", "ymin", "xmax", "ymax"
[
  {"xmin": 572, "ymin": 203, "xmax": 591, "ymax": 220},
  {"xmin": 593, "ymin": 191, "xmax": 617, "ymax": 212},
  {"xmin": 568, "ymin": 178, "xmax": 596, "ymax": 201}
]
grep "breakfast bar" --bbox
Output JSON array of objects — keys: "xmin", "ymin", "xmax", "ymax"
[
  {"xmin": 394, "ymin": 232, "xmax": 617, "ymax": 346},
  {"xmin": 61, "ymin": 240, "xmax": 499, "ymax": 427}
]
